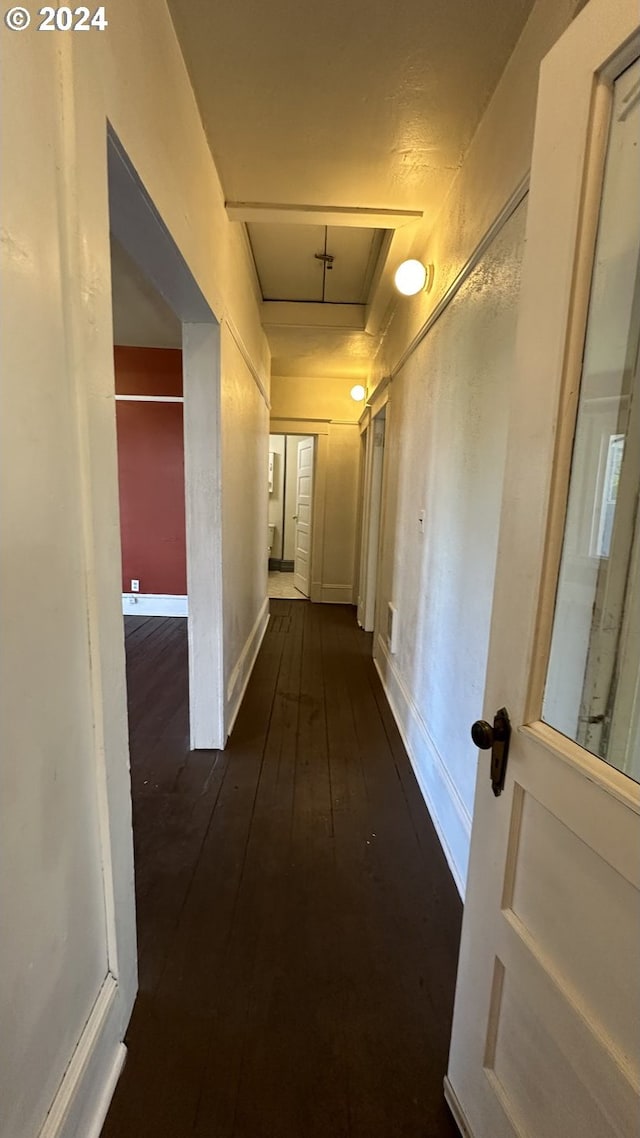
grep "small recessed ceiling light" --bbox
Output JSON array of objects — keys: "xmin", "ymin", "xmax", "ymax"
[
  {"xmin": 350, "ymin": 384, "xmax": 366, "ymax": 402},
  {"xmin": 394, "ymin": 259, "xmax": 433, "ymax": 296}
]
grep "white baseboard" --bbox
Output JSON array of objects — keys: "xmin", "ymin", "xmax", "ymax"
[
  {"xmin": 443, "ymin": 1076, "xmax": 474, "ymax": 1137},
  {"xmin": 319, "ymin": 583, "xmax": 355, "ymax": 604},
  {"xmin": 38, "ymin": 974, "xmax": 127, "ymax": 1138},
  {"xmin": 374, "ymin": 634, "xmax": 470, "ymax": 899},
  {"xmin": 225, "ymin": 598, "xmax": 270, "ymax": 738},
  {"xmin": 122, "ymin": 593, "xmax": 188, "ymax": 616}
]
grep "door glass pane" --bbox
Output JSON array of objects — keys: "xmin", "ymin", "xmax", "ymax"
[{"xmin": 543, "ymin": 58, "xmax": 640, "ymax": 782}]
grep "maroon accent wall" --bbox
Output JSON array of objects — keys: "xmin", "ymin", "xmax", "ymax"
[
  {"xmin": 114, "ymin": 348, "xmax": 186, "ymax": 596},
  {"xmin": 114, "ymin": 345, "xmax": 183, "ymax": 396}
]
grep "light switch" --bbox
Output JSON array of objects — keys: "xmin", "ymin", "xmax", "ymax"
[{"xmin": 418, "ymin": 510, "xmax": 425, "ymax": 534}]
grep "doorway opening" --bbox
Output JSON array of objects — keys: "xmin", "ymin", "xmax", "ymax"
[
  {"xmin": 107, "ymin": 128, "xmax": 224, "ymax": 751},
  {"xmin": 110, "ymin": 243, "xmax": 190, "ymax": 745},
  {"xmin": 268, "ymin": 433, "xmax": 315, "ymax": 599}
]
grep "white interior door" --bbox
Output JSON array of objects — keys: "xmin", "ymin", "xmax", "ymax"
[
  {"xmin": 446, "ymin": 4, "xmax": 640, "ymax": 1136},
  {"xmin": 293, "ymin": 436, "xmax": 314, "ymax": 597}
]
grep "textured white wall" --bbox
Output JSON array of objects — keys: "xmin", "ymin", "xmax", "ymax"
[
  {"xmin": 375, "ymin": 205, "xmax": 526, "ymax": 891},
  {"xmin": 368, "ymin": 0, "xmax": 581, "ymax": 896},
  {"xmin": 371, "ymin": 0, "xmax": 581, "ymax": 390},
  {"xmin": 323, "ymin": 423, "xmax": 361, "ymax": 599},
  {"xmin": 222, "ymin": 329, "xmax": 270, "ymax": 728},
  {"xmin": 0, "ymin": 5, "xmax": 268, "ymax": 1135}
]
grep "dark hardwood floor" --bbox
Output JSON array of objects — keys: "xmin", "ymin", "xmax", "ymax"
[{"xmin": 101, "ymin": 603, "xmax": 462, "ymax": 1138}]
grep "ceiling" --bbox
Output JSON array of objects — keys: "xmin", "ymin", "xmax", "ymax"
[
  {"xmin": 153, "ymin": 0, "xmax": 537, "ymax": 376},
  {"xmin": 248, "ymin": 223, "xmax": 385, "ymax": 303}
]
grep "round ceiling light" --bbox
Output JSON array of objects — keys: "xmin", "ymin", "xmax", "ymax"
[
  {"xmin": 394, "ymin": 259, "xmax": 428, "ymax": 296},
  {"xmin": 350, "ymin": 384, "xmax": 366, "ymax": 402}
]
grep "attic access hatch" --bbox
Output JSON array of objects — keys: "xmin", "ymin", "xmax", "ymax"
[{"xmin": 246, "ymin": 222, "xmax": 386, "ymax": 303}]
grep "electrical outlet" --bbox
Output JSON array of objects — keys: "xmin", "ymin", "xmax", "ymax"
[{"xmin": 131, "ymin": 579, "xmax": 140, "ymax": 593}]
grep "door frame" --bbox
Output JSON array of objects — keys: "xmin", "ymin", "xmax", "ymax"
[
  {"xmin": 357, "ymin": 408, "xmax": 386, "ymax": 632},
  {"xmin": 108, "ymin": 130, "xmax": 225, "ymax": 753},
  {"xmin": 270, "ymin": 417, "xmax": 330, "ymax": 602},
  {"xmin": 90, "ymin": 129, "xmax": 226, "ymax": 1031},
  {"xmin": 292, "ymin": 435, "xmax": 315, "ymax": 597}
]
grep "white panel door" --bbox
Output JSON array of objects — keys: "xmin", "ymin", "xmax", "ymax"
[
  {"xmin": 293, "ymin": 436, "xmax": 314, "ymax": 597},
  {"xmin": 447, "ymin": 4, "xmax": 640, "ymax": 1137}
]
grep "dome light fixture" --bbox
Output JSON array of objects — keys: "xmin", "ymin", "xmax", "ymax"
[
  {"xmin": 350, "ymin": 384, "xmax": 366, "ymax": 402},
  {"xmin": 394, "ymin": 259, "xmax": 433, "ymax": 296}
]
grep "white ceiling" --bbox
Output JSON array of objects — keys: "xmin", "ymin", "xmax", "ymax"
[
  {"xmin": 167, "ymin": 0, "xmax": 534, "ymax": 211},
  {"xmin": 156, "ymin": 0, "xmax": 536, "ymax": 375}
]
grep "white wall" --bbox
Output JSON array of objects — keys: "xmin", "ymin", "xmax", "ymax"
[
  {"xmin": 375, "ymin": 204, "xmax": 526, "ymax": 893},
  {"xmin": 0, "ymin": 5, "xmax": 268, "ymax": 1136},
  {"xmin": 369, "ymin": 0, "xmax": 582, "ymax": 895}
]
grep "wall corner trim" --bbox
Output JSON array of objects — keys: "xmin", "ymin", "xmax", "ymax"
[
  {"xmin": 224, "ymin": 315, "xmax": 271, "ymax": 410},
  {"xmin": 374, "ymin": 635, "xmax": 470, "ymax": 898},
  {"xmin": 225, "ymin": 598, "xmax": 270, "ymax": 738},
  {"xmin": 37, "ymin": 974, "xmax": 127, "ymax": 1138}
]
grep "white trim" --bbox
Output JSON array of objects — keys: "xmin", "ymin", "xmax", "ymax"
[
  {"xmin": 83, "ymin": 1044, "xmax": 127, "ymax": 1138},
  {"xmin": 319, "ymin": 583, "xmax": 355, "ymax": 604},
  {"xmin": 182, "ymin": 322, "xmax": 225, "ymax": 751},
  {"xmin": 443, "ymin": 1076, "xmax": 473, "ymax": 1137},
  {"xmin": 122, "ymin": 593, "xmax": 188, "ymax": 616},
  {"xmin": 374, "ymin": 634, "xmax": 470, "ymax": 898},
  {"xmin": 225, "ymin": 599, "xmax": 270, "ymax": 738},
  {"xmin": 115, "ymin": 394, "xmax": 183, "ymax": 403},
  {"xmin": 390, "ymin": 175, "xmax": 530, "ymax": 381},
  {"xmin": 364, "ymin": 376, "xmax": 391, "ymax": 423},
  {"xmin": 226, "ymin": 200, "xmax": 423, "ymax": 228},
  {"xmin": 224, "ymin": 315, "xmax": 270, "ymax": 409},
  {"xmin": 38, "ymin": 975, "xmax": 126, "ymax": 1138}
]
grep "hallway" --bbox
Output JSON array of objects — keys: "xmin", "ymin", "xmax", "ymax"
[{"xmin": 101, "ymin": 604, "xmax": 462, "ymax": 1138}]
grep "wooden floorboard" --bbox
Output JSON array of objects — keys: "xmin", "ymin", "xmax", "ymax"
[{"xmin": 101, "ymin": 604, "xmax": 462, "ymax": 1138}]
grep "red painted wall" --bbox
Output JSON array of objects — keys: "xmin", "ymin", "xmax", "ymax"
[
  {"xmin": 114, "ymin": 345, "xmax": 183, "ymax": 397},
  {"xmin": 114, "ymin": 347, "xmax": 187, "ymax": 595}
]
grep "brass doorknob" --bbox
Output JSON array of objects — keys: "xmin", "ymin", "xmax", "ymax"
[
  {"xmin": 471, "ymin": 720, "xmax": 494, "ymax": 749},
  {"xmin": 470, "ymin": 708, "xmax": 512, "ymax": 797}
]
